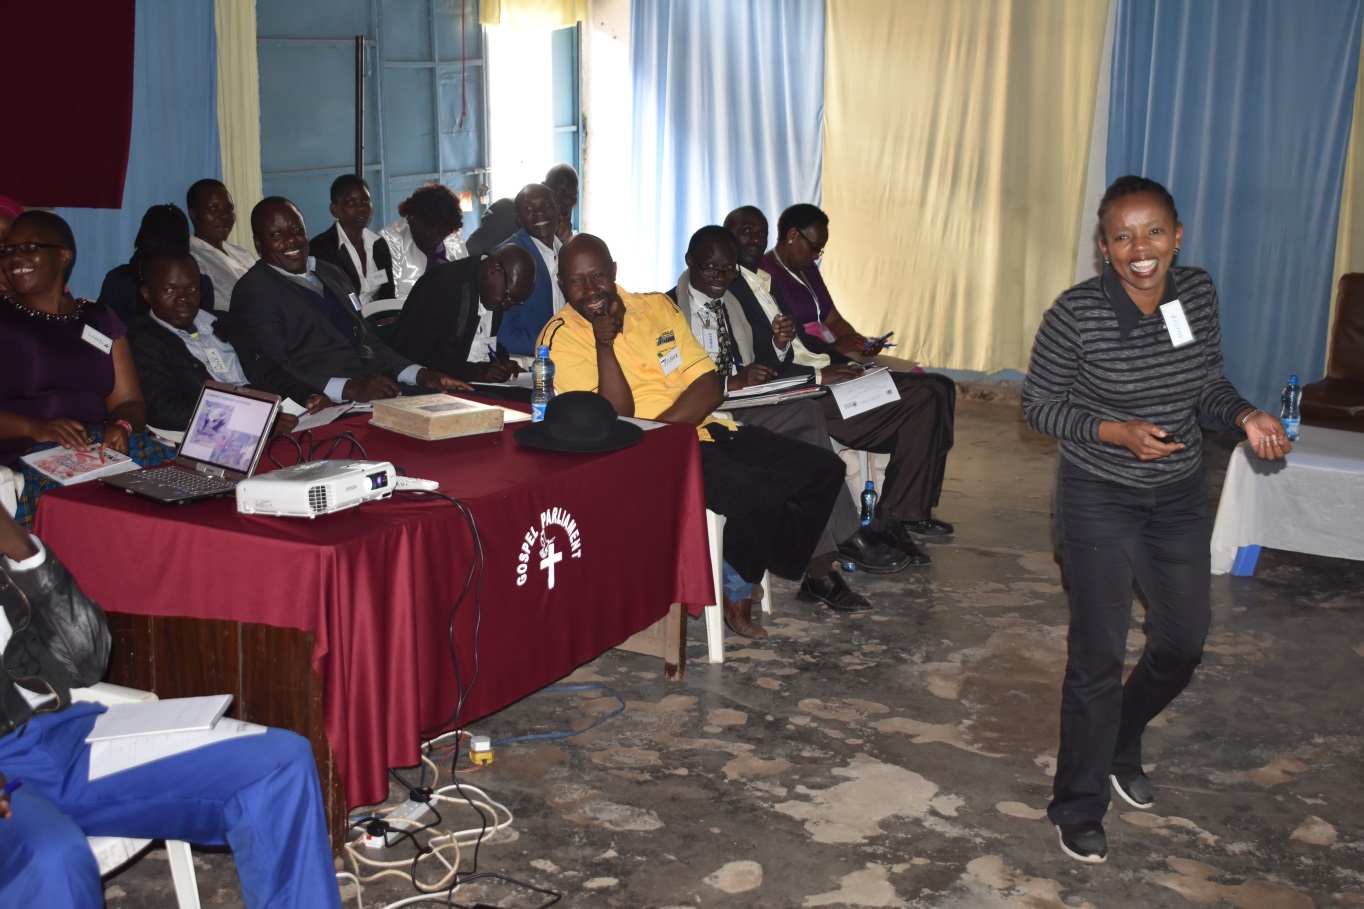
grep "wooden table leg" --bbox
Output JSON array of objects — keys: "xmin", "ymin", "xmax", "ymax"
[{"xmin": 615, "ymin": 603, "xmax": 688, "ymax": 681}]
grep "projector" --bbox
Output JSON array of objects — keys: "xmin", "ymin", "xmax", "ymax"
[{"xmin": 235, "ymin": 459, "xmax": 397, "ymax": 518}]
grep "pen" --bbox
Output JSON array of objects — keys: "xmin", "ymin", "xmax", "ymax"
[
  {"xmin": 860, "ymin": 331, "xmax": 895, "ymax": 353},
  {"xmin": 2, "ymin": 779, "xmax": 21, "ymax": 797},
  {"xmin": 486, "ymin": 344, "xmax": 499, "ymax": 362}
]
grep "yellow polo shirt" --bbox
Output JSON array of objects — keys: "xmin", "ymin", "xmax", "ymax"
[{"xmin": 536, "ymin": 286, "xmax": 734, "ymax": 440}]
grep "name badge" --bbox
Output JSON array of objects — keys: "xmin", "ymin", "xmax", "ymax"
[
  {"xmin": 204, "ymin": 347, "xmax": 228, "ymax": 375},
  {"xmin": 366, "ymin": 268, "xmax": 388, "ymax": 289},
  {"xmin": 658, "ymin": 346, "xmax": 683, "ymax": 375},
  {"xmin": 1159, "ymin": 299, "xmax": 1195, "ymax": 348},
  {"xmin": 348, "ymin": 292, "xmax": 364, "ymax": 312},
  {"xmin": 803, "ymin": 319, "xmax": 837, "ymax": 343},
  {"xmin": 81, "ymin": 324, "xmax": 113, "ymax": 354},
  {"xmin": 702, "ymin": 327, "xmax": 720, "ymax": 355}
]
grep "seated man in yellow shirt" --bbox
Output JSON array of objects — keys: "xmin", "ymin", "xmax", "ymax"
[{"xmin": 537, "ymin": 235, "xmax": 848, "ymax": 636}]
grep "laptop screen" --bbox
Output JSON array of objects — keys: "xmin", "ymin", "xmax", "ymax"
[{"xmin": 179, "ymin": 385, "xmax": 278, "ymax": 475}]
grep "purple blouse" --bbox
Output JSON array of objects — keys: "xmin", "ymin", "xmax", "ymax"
[
  {"xmin": 0, "ymin": 297, "xmax": 126, "ymax": 467},
  {"xmin": 760, "ymin": 250, "xmax": 840, "ymax": 326}
]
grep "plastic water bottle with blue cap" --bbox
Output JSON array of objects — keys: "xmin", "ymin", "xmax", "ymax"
[
  {"xmin": 1280, "ymin": 374, "xmax": 1301, "ymax": 442},
  {"xmin": 532, "ymin": 345, "xmax": 555, "ymax": 423}
]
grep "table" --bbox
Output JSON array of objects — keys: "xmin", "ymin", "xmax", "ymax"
[
  {"xmin": 1211, "ymin": 426, "xmax": 1364, "ymax": 575},
  {"xmin": 36, "ymin": 416, "xmax": 713, "ymax": 823}
]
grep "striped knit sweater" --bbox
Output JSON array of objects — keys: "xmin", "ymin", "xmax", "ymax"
[{"xmin": 1022, "ymin": 265, "xmax": 1252, "ymax": 487}]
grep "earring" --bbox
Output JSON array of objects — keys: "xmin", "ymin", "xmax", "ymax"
[
  {"xmin": 1173, "ymin": 247, "xmax": 1180, "ymax": 255},
  {"xmin": 1103, "ymin": 258, "xmax": 1110, "ymax": 265}
]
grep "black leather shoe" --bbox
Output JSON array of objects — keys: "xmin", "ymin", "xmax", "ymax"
[
  {"xmin": 903, "ymin": 517, "xmax": 954, "ymax": 536},
  {"xmin": 797, "ymin": 572, "xmax": 873, "ymax": 613},
  {"xmin": 836, "ymin": 527, "xmax": 913, "ymax": 573},
  {"xmin": 874, "ymin": 522, "xmax": 932, "ymax": 564}
]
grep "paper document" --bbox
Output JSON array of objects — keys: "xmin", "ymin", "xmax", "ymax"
[
  {"xmin": 470, "ymin": 371, "xmax": 535, "ymax": 390},
  {"xmin": 725, "ymin": 375, "xmax": 811, "ymax": 399},
  {"xmin": 21, "ymin": 447, "xmax": 140, "ymax": 485},
  {"xmin": 88, "ymin": 718, "xmax": 268, "ymax": 781},
  {"xmin": 828, "ymin": 367, "xmax": 899, "ymax": 419},
  {"xmin": 498, "ymin": 406, "xmax": 533, "ymax": 424},
  {"xmin": 86, "ymin": 694, "xmax": 233, "ymax": 742},
  {"xmin": 295, "ymin": 403, "xmax": 365, "ymax": 432},
  {"xmin": 621, "ymin": 416, "xmax": 668, "ymax": 431}
]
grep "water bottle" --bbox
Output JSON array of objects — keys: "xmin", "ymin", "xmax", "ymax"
[
  {"xmin": 1280, "ymin": 374, "xmax": 1302, "ymax": 441},
  {"xmin": 859, "ymin": 480, "xmax": 877, "ymax": 526},
  {"xmin": 531, "ymin": 345, "xmax": 554, "ymax": 423}
]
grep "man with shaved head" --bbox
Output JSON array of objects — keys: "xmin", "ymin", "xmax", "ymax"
[
  {"xmin": 494, "ymin": 183, "xmax": 564, "ymax": 356},
  {"xmin": 538, "ymin": 234, "xmax": 847, "ymax": 637},
  {"xmin": 543, "ymin": 162, "xmax": 579, "ymax": 240},
  {"xmin": 391, "ymin": 244, "xmax": 537, "ymax": 387}
]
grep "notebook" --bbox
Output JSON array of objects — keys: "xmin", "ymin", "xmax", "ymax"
[{"xmin": 100, "ymin": 381, "xmax": 281, "ymax": 505}]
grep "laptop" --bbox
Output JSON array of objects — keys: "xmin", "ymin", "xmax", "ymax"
[{"xmin": 101, "ymin": 381, "xmax": 281, "ymax": 505}]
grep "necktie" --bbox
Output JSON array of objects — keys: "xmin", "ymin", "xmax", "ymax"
[{"xmin": 706, "ymin": 298, "xmax": 738, "ymax": 375}]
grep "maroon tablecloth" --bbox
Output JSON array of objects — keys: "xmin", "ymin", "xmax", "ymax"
[{"xmin": 36, "ymin": 417, "xmax": 712, "ymax": 808}]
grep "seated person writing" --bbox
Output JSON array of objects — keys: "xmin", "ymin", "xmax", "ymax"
[
  {"xmin": 128, "ymin": 251, "xmax": 326, "ymax": 433},
  {"xmin": 667, "ymin": 227, "xmax": 912, "ymax": 618},
  {"xmin": 738, "ymin": 204, "xmax": 958, "ymax": 549},
  {"xmin": 390, "ymin": 244, "xmax": 537, "ymax": 391},
  {"xmin": 538, "ymin": 235, "xmax": 847, "ymax": 636},
  {"xmin": 309, "ymin": 174, "xmax": 394, "ymax": 306},
  {"xmin": 97, "ymin": 203, "xmax": 215, "ymax": 325},
  {"xmin": 0, "ymin": 212, "xmax": 171, "ymax": 526},
  {"xmin": 230, "ymin": 197, "xmax": 470, "ymax": 403},
  {"xmin": 0, "ymin": 508, "xmax": 342, "ymax": 908}
]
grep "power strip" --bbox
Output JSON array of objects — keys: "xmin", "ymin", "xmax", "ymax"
[{"xmin": 380, "ymin": 798, "xmax": 437, "ymax": 847}]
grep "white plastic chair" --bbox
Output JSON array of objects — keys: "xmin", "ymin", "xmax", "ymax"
[
  {"xmin": 702, "ymin": 510, "xmax": 773, "ymax": 660},
  {"xmin": 71, "ymin": 684, "xmax": 202, "ymax": 909}
]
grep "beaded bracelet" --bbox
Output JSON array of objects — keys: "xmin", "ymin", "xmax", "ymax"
[{"xmin": 111, "ymin": 419, "xmax": 134, "ymax": 436}]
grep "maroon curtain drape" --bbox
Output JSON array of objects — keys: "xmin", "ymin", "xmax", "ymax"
[{"xmin": 0, "ymin": 2, "xmax": 136, "ymax": 209}]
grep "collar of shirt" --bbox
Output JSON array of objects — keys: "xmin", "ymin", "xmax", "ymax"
[
  {"xmin": 150, "ymin": 308, "xmax": 217, "ymax": 339},
  {"xmin": 531, "ymin": 235, "xmax": 562, "ymax": 260},
  {"xmin": 1101, "ymin": 265, "xmax": 1179, "ymax": 339},
  {"xmin": 686, "ymin": 280, "xmax": 722, "ymax": 314},
  {"xmin": 741, "ymin": 265, "xmax": 771, "ymax": 293},
  {"xmin": 336, "ymin": 225, "xmax": 380, "ymax": 280},
  {"xmin": 269, "ymin": 256, "xmax": 323, "ymax": 291}
]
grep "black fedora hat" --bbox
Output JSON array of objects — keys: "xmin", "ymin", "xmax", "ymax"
[{"xmin": 514, "ymin": 391, "xmax": 644, "ymax": 453}]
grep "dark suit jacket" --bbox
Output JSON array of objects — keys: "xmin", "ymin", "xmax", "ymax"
[
  {"xmin": 390, "ymin": 257, "xmax": 505, "ymax": 381},
  {"xmin": 727, "ymin": 274, "xmax": 852, "ymax": 375},
  {"xmin": 665, "ymin": 277, "xmax": 785, "ymax": 374},
  {"xmin": 464, "ymin": 197, "xmax": 518, "ymax": 258},
  {"xmin": 308, "ymin": 223, "xmax": 394, "ymax": 300},
  {"xmin": 494, "ymin": 228, "xmax": 556, "ymax": 356},
  {"xmin": 229, "ymin": 259, "xmax": 418, "ymax": 394},
  {"xmin": 127, "ymin": 311, "xmax": 321, "ymax": 431}
]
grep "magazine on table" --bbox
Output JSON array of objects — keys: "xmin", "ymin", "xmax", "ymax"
[{"xmin": 21, "ymin": 446, "xmax": 141, "ymax": 485}]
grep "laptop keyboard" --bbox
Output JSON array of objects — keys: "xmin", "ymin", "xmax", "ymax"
[{"xmin": 134, "ymin": 466, "xmax": 236, "ymax": 494}]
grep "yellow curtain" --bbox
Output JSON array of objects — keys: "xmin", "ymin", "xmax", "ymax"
[
  {"xmin": 481, "ymin": 0, "xmax": 587, "ymax": 28},
  {"xmin": 214, "ymin": 0, "xmax": 263, "ymax": 251},
  {"xmin": 822, "ymin": 0, "xmax": 1108, "ymax": 373},
  {"xmin": 1331, "ymin": 16, "xmax": 1364, "ymax": 355}
]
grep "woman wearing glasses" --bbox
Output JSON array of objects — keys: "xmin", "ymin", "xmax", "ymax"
[{"xmin": 0, "ymin": 212, "xmax": 166, "ymax": 525}]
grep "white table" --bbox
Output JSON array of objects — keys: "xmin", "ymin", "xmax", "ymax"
[{"xmin": 1211, "ymin": 426, "xmax": 1364, "ymax": 575}]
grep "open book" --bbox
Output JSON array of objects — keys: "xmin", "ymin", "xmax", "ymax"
[{"xmin": 21, "ymin": 446, "xmax": 141, "ymax": 485}]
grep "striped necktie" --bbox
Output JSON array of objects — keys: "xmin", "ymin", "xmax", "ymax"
[{"xmin": 705, "ymin": 298, "xmax": 737, "ymax": 375}]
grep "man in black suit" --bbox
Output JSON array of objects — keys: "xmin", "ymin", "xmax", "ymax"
[
  {"xmin": 308, "ymin": 174, "xmax": 394, "ymax": 304},
  {"xmin": 723, "ymin": 205, "xmax": 956, "ymax": 558},
  {"xmin": 391, "ymin": 244, "xmax": 537, "ymax": 385},
  {"xmin": 231, "ymin": 197, "xmax": 469, "ymax": 403}
]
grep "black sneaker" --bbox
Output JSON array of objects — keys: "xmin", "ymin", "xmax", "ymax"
[
  {"xmin": 1056, "ymin": 820, "xmax": 1107, "ymax": 863},
  {"xmin": 1110, "ymin": 772, "xmax": 1154, "ymax": 809}
]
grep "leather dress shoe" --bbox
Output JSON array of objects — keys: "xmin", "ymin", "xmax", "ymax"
[
  {"xmin": 723, "ymin": 592, "xmax": 768, "ymax": 638},
  {"xmin": 903, "ymin": 516, "xmax": 954, "ymax": 536},
  {"xmin": 836, "ymin": 527, "xmax": 913, "ymax": 573},
  {"xmin": 874, "ymin": 521, "xmax": 932, "ymax": 564},
  {"xmin": 797, "ymin": 572, "xmax": 873, "ymax": 613}
]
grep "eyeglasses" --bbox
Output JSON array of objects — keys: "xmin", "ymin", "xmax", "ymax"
[
  {"xmin": 797, "ymin": 229, "xmax": 825, "ymax": 260},
  {"xmin": 696, "ymin": 264, "xmax": 738, "ymax": 281},
  {"xmin": 0, "ymin": 242, "xmax": 66, "ymax": 257}
]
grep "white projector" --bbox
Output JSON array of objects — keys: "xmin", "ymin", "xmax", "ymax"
[{"xmin": 235, "ymin": 459, "xmax": 397, "ymax": 518}]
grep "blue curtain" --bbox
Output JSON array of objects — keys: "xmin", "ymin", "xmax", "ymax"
[
  {"xmin": 1107, "ymin": 0, "xmax": 1364, "ymax": 414},
  {"xmin": 626, "ymin": 0, "xmax": 824, "ymax": 293},
  {"xmin": 57, "ymin": 0, "xmax": 220, "ymax": 300}
]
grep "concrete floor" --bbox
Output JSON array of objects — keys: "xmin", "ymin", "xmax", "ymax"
[{"xmin": 105, "ymin": 396, "xmax": 1364, "ymax": 908}]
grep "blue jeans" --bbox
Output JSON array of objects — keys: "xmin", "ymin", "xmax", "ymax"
[
  {"xmin": 1047, "ymin": 459, "xmax": 1212, "ymax": 826},
  {"xmin": 0, "ymin": 703, "xmax": 341, "ymax": 909}
]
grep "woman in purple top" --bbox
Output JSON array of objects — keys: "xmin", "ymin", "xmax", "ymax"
[{"xmin": 0, "ymin": 212, "xmax": 159, "ymax": 523}]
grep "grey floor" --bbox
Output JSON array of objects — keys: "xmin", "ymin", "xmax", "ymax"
[{"xmin": 105, "ymin": 395, "xmax": 1364, "ymax": 908}]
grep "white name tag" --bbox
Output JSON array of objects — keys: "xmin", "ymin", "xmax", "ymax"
[
  {"xmin": 1159, "ymin": 299, "xmax": 1195, "ymax": 348},
  {"xmin": 348, "ymin": 292, "xmax": 364, "ymax": 312},
  {"xmin": 204, "ymin": 347, "xmax": 228, "ymax": 376},
  {"xmin": 658, "ymin": 346, "xmax": 683, "ymax": 376},
  {"xmin": 702, "ymin": 328, "xmax": 720, "ymax": 355},
  {"xmin": 366, "ymin": 268, "xmax": 388, "ymax": 289},
  {"xmin": 81, "ymin": 324, "xmax": 113, "ymax": 354}
]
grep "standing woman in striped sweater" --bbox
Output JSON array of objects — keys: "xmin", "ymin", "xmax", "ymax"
[{"xmin": 1022, "ymin": 175, "xmax": 1289, "ymax": 864}]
